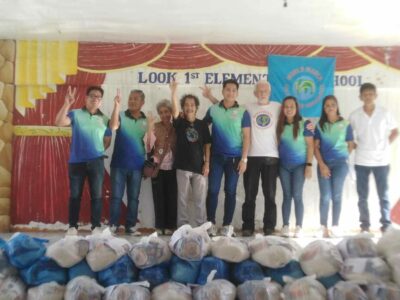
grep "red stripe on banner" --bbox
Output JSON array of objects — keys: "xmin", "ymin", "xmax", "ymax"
[
  {"xmin": 357, "ymin": 46, "xmax": 400, "ymax": 70},
  {"xmin": 315, "ymin": 47, "xmax": 370, "ymax": 71},
  {"xmin": 205, "ymin": 44, "xmax": 321, "ymax": 66},
  {"xmin": 149, "ymin": 44, "xmax": 222, "ymax": 69},
  {"xmin": 78, "ymin": 42, "xmax": 166, "ymax": 70}
]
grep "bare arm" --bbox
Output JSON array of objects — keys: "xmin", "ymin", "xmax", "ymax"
[
  {"xmin": 305, "ymin": 136, "xmax": 314, "ymax": 179},
  {"xmin": 238, "ymin": 127, "xmax": 251, "ymax": 175},
  {"xmin": 314, "ymin": 139, "xmax": 331, "ymax": 178},
  {"xmin": 109, "ymin": 89, "xmax": 121, "ymax": 131},
  {"xmin": 170, "ymin": 80, "xmax": 179, "ymax": 119},
  {"xmin": 55, "ymin": 86, "xmax": 76, "ymax": 126},
  {"xmin": 200, "ymin": 86, "xmax": 218, "ymax": 104},
  {"xmin": 347, "ymin": 141, "xmax": 355, "ymax": 154},
  {"xmin": 202, "ymin": 143, "xmax": 211, "ymax": 176},
  {"xmin": 103, "ymin": 136, "xmax": 111, "ymax": 150},
  {"xmin": 389, "ymin": 128, "xmax": 399, "ymax": 144}
]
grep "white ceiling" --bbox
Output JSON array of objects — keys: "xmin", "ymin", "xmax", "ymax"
[{"xmin": 0, "ymin": 0, "xmax": 399, "ymax": 46}]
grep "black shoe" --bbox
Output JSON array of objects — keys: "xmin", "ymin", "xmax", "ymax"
[
  {"xmin": 242, "ymin": 229, "xmax": 254, "ymax": 237},
  {"xmin": 263, "ymin": 228, "xmax": 275, "ymax": 236},
  {"xmin": 125, "ymin": 227, "xmax": 141, "ymax": 236}
]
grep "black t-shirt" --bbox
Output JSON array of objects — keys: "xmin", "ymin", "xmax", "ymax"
[{"xmin": 173, "ymin": 117, "xmax": 212, "ymax": 174}]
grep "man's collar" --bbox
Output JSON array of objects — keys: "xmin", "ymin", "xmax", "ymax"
[
  {"xmin": 125, "ymin": 109, "xmax": 146, "ymax": 120},
  {"xmin": 219, "ymin": 100, "xmax": 239, "ymax": 109},
  {"xmin": 82, "ymin": 106, "xmax": 103, "ymax": 116}
]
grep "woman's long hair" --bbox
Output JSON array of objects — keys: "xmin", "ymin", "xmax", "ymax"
[
  {"xmin": 318, "ymin": 95, "xmax": 343, "ymax": 132},
  {"xmin": 276, "ymin": 96, "xmax": 302, "ymax": 142}
]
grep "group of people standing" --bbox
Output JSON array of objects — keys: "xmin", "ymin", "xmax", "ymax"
[{"xmin": 55, "ymin": 79, "xmax": 398, "ymax": 238}]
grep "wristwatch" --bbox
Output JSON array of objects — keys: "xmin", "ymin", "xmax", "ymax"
[{"xmin": 241, "ymin": 157, "xmax": 248, "ymax": 163}]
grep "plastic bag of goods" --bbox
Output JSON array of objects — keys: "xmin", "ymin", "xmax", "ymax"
[
  {"xmin": 283, "ymin": 276, "xmax": 327, "ymax": 300},
  {"xmin": 5, "ymin": 233, "xmax": 48, "ymax": 269},
  {"xmin": 86, "ymin": 229, "xmax": 131, "ymax": 272},
  {"xmin": 210, "ymin": 227, "xmax": 249, "ymax": 263},
  {"xmin": 64, "ymin": 275, "xmax": 105, "ymax": 300},
  {"xmin": 104, "ymin": 282, "xmax": 151, "ymax": 300},
  {"xmin": 20, "ymin": 256, "xmax": 67, "ymax": 286},
  {"xmin": 152, "ymin": 281, "xmax": 192, "ymax": 300},
  {"xmin": 377, "ymin": 226, "xmax": 400, "ymax": 259},
  {"xmin": 169, "ymin": 222, "xmax": 211, "ymax": 261},
  {"xmin": 327, "ymin": 281, "xmax": 367, "ymax": 300},
  {"xmin": 340, "ymin": 257, "xmax": 391, "ymax": 284},
  {"xmin": 197, "ymin": 256, "xmax": 229, "ymax": 285},
  {"xmin": 129, "ymin": 232, "xmax": 171, "ymax": 269},
  {"xmin": 248, "ymin": 234, "xmax": 300, "ymax": 268},
  {"xmin": 193, "ymin": 270, "xmax": 236, "ymax": 300},
  {"xmin": 299, "ymin": 240, "xmax": 343, "ymax": 277},
  {"xmin": 337, "ymin": 235, "xmax": 377, "ymax": 260},
  {"xmin": 138, "ymin": 262, "xmax": 169, "ymax": 289},
  {"xmin": 231, "ymin": 259, "xmax": 265, "ymax": 285},
  {"xmin": 98, "ymin": 255, "xmax": 137, "ymax": 287},
  {"xmin": 68, "ymin": 259, "xmax": 97, "ymax": 281},
  {"xmin": 27, "ymin": 281, "xmax": 65, "ymax": 300},
  {"xmin": 237, "ymin": 278, "xmax": 282, "ymax": 300},
  {"xmin": 0, "ymin": 275, "xmax": 26, "ymax": 300},
  {"xmin": 366, "ymin": 282, "xmax": 400, "ymax": 300},
  {"xmin": 317, "ymin": 272, "xmax": 343, "ymax": 289},
  {"xmin": 264, "ymin": 260, "xmax": 305, "ymax": 286},
  {"xmin": 170, "ymin": 255, "xmax": 201, "ymax": 284},
  {"xmin": 388, "ymin": 252, "xmax": 400, "ymax": 286},
  {"xmin": 46, "ymin": 236, "xmax": 89, "ymax": 268},
  {"xmin": 0, "ymin": 249, "xmax": 17, "ymax": 277}
]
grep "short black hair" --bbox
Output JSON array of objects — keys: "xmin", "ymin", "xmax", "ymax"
[
  {"xmin": 131, "ymin": 89, "xmax": 145, "ymax": 102},
  {"xmin": 86, "ymin": 86, "xmax": 104, "ymax": 97},
  {"xmin": 180, "ymin": 94, "xmax": 199, "ymax": 110},
  {"xmin": 223, "ymin": 79, "xmax": 239, "ymax": 89},
  {"xmin": 360, "ymin": 82, "xmax": 376, "ymax": 94}
]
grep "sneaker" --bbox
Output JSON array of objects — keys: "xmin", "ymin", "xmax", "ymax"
[
  {"xmin": 164, "ymin": 229, "xmax": 174, "ymax": 235},
  {"xmin": 66, "ymin": 227, "xmax": 78, "ymax": 236},
  {"xmin": 263, "ymin": 228, "xmax": 275, "ymax": 236},
  {"xmin": 315, "ymin": 226, "xmax": 328, "ymax": 238},
  {"xmin": 330, "ymin": 226, "xmax": 342, "ymax": 238},
  {"xmin": 155, "ymin": 228, "xmax": 164, "ymax": 235},
  {"xmin": 220, "ymin": 225, "xmax": 236, "ymax": 237},
  {"xmin": 242, "ymin": 229, "xmax": 254, "ymax": 237},
  {"xmin": 293, "ymin": 226, "xmax": 303, "ymax": 238},
  {"xmin": 126, "ymin": 226, "xmax": 141, "ymax": 236},
  {"xmin": 281, "ymin": 225, "xmax": 290, "ymax": 237},
  {"xmin": 91, "ymin": 227, "xmax": 103, "ymax": 235},
  {"xmin": 208, "ymin": 224, "xmax": 218, "ymax": 237}
]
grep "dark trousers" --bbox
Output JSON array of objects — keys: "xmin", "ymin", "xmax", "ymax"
[
  {"xmin": 242, "ymin": 156, "xmax": 278, "ymax": 231},
  {"xmin": 151, "ymin": 169, "xmax": 177, "ymax": 230},
  {"xmin": 68, "ymin": 157, "xmax": 104, "ymax": 229}
]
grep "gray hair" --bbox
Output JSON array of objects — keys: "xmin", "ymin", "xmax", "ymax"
[
  {"xmin": 254, "ymin": 79, "xmax": 271, "ymax": 92},
  {"xmin": 156, "ymin": 99, "xmax": 172, "ymax": 113},
  {"xmin": 130, "ymin": 89, "xmax": 145, "ymax": 102}
]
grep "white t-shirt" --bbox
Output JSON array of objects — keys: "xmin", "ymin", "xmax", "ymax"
[
  {"xmin": 349, "ymin": 105, "xmax": 398, "ymax": 166},
  {"xmin": 246, "ymin": 101, "xmax": 281, "ymax": 157}
]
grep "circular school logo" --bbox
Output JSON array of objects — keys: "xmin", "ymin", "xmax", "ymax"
[
  {"xmin": 186, "ymin": 127, "xmax": 199, "ymax": 142},
  {"xmin": 293, "ymin": 75, "xmax": 316, "ymax": 101},
  {"xmin": 255, "ymin": 111, "xmax": 272, "ymax": 128}
]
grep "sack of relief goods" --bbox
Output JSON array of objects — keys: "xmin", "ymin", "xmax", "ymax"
[
  {"xmin": 0, "ymin": 249, "xmax": 17, "ymax": 277},
  {"xmin": 337, "ymin": 234, "xmax": 377, "ymax": 259},
  {"xmin": 327, "ymin": 281, "xmax": 368, "ymax": 300},
  {"xmin": 0, "ymin": 275, "xmax": 26, "ymax": 300},
  {"xmin": 387, "ymin": 253, "xmax": 400, "ymax": 286},
  {"xmin": 129, "ymin": 232, "xmax": 171, "ymax": 269},
  {"xmin": 340, "ymin": 257, "xmax": 391, "ymax": 284},
  {"xmin": 231, "ymin": 259, "xmax": 265, "ymax": 285},
  {"xmin": 68, "ymin": 259, "xmax": 97, "ymax": 281},
  {"xmin": 170, "ymin": 255, "xmax": 201, "ymax": 284},
  {"xmin": 366, "ymin": 282, "xmax": 400, "ymax": 300},
  {"xmin": 19, "ymin": 256, "xmax": 67, "ymax": 286},
  {"xmin": 169, "ymin": 222, "xmax": 211, "ymax": 261},
  {"xmin": 299, "ymin": 240, "xmax": 343, "ymax": 277},
  {"xmin": 377, "ymin": 226, "xmax": 400, "ymax": 258},
  {"xmin": 138, "ymin": 262, "xmax": 170, "ymax": 289},
  {"xmin": 196, "ymin": 256, "xmax": 229, "ymax": 285},
  {"xmin": 97, "ymin": 255, "xmax": 137, "ymax": 287},
  {"xmin": 103, "ymin": 282, "xmax": 151, "ymax": 300},
  {"xmin": 64, "ymin": 276, "xmax": 105, "ymax": 300},
  {"xmin": 86, "ymin": 229, "xmax": 131, "ymax": 272},
  {"xmin": 152, "ymin": 281, "xmax": 192, "ymax": 300},
  {"xmin": 283, "ymin": 276, "xmax": 327, "ymax": 300},
  {"xmin": 46, "ymin": 235, "xmax": 89, "ymax": 268},
  {"xmin": 193, "ymin": 271, "xmax": 236, "ymax": 300},
  {"xmin": 27, "ymin": 281, "xmax": 65, "ymax": 300},
  {"xmin": 210, "ymin": 226, "xmax": 249, "ymax": 263},
  {"xmin": 237, "ymin": 278, "xmax": 282, "ymax": 300},
  {"xmin": 264, "ymin": 260, "xmax": 305, "ymax": 286},
  {"xmin": 249, "ymin": 234, "xmax": 300, "ymax": 268}
]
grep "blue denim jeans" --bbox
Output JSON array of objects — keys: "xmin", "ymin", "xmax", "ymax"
[
  {"xmin": 355, "ymin": 165, "xmax": 391, "ymax": 230},
  {"xmin": 110, "ymin": 167, "xmax": 142, "ymax": 229},
  {"xmin": 68, "ymin": 157, "xmax": 104, "ymax": 229},
  {"xmin": 317, "ymin": 161, "xmax": 348, "ymax": 226},
  {"xmin": 279, "ymin": 164, "xmax": 306, "ymax": 227},
  {"xmin": 206, "ymin": 153, "xmax": 240, "ymax": 226}
]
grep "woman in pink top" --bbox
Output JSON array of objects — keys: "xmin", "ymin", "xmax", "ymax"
[{"xmin": 145, "ymin": 99, "xmax": 177, "ymax": 235}]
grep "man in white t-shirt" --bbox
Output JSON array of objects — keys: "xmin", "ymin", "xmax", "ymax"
[
  {"xmin": 349, "ymin": 82, "xmax": 399, "ymax": 233},
  {"xmin": 202, "ymin": 80, "xmax": 281, "ymax": 236}
]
